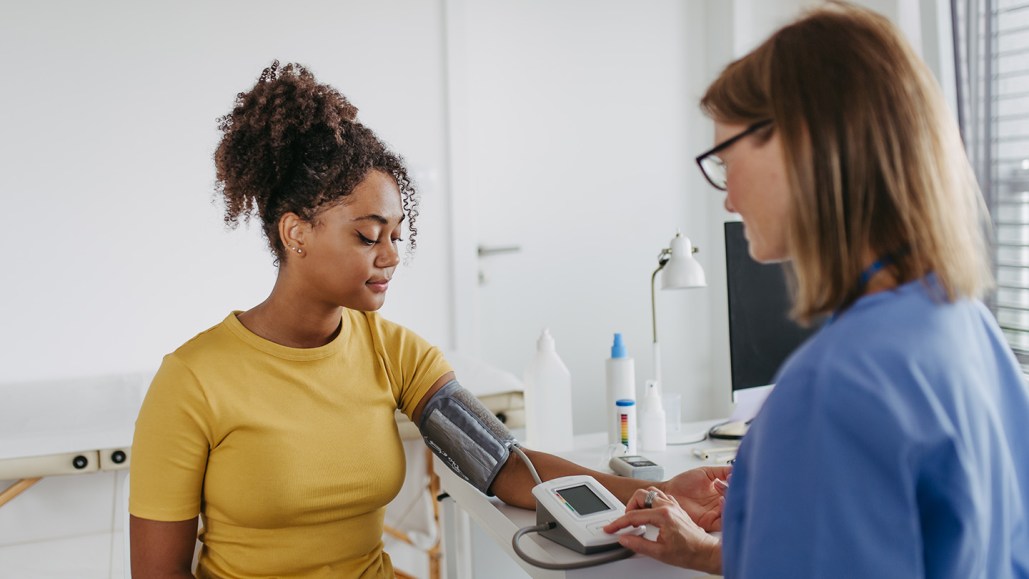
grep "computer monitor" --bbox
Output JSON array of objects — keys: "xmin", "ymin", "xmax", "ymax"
[{"xmin": 724, "ymin": 221, "xmax": 816, "ymax": 400}]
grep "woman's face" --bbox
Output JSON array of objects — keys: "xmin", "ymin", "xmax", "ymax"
[
  {"xmin": 716, "ymin": 121, "xmax": 792, "ymax": 263},
  {"xmin": 295, "ymin": 170, "xmax": 404, "ymax": 312}
]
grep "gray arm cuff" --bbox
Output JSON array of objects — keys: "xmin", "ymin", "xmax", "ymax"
[{"xmin": 418, "ymin": 379, "xmax": 517, "ymax": 496}]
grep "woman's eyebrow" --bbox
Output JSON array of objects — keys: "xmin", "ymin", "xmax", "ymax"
[{"xmin": 351, "ymin": 213, "xmax": 404, "ymax": 225}]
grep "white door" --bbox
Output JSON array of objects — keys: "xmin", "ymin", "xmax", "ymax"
[{"xmin": 447, "ymin": 0, "xmax": 726, "ymax": 436}]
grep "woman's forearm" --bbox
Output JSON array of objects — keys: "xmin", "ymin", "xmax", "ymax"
[{"xmin": 489, "ymin": 447, "xmax": 654, "ymax": 508}]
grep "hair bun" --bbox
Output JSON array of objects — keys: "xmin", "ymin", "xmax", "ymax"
[
  {"xmin": 215, "ymin": 60, "xmax": 362, "ymax": 220},
  {"xmin": 258, "ymin": 59, "xmax": 281, "ymax": 84},
  {"xmin": 260, "ymin": 60, "xmax": 359, "ymax": 122}
]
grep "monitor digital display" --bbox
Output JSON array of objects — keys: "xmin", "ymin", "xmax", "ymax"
[
  {"xmin": 556, "ymin": 484, "xmax": 611, "ymax": 517},
  {"xmin": 724, "ymin": 221, "xmax": 817, "ymax": 397}
]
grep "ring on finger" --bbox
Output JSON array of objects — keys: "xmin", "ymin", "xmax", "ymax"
[{"xmin": 644, "ymin": 489, "xmax": 658, "ymax": 509}]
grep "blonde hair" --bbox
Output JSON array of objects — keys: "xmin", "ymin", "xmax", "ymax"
[{"xmin": 700, "ymin": 2, "xmax": 991, "ymax": 323}]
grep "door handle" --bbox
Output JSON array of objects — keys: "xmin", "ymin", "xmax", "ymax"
[
  {"xmin": 476, "ymin": 245, "xmax": 522, "ymax": 286},
  {"xmin": 477, "ymin": 245, "xmax": 522, "ymax": 258}
]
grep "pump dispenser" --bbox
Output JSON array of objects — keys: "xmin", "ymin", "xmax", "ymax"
[
  {"xmin": 605, "ymin": 333, "xmax": 636, "ymax": 445},
  {"xmin": 524, "ymin": 328, "xmax": 574, "ymax": 452},
  {"xmin": 640, "ymin": 380, "xmax": 667, "ymax": 451}
]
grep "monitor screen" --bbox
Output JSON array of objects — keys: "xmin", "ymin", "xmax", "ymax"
[
  {"xmin": 724, "ymin": 221, "xmax": 816, "ymax": 397},
  {"xmin": 556, "ymin": 484, "xmax": 611, "ymax": 517}
]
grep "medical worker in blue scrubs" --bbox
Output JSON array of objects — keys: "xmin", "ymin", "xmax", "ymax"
[{"xmin": 604, "ymin": 4, "xmax": 1029, "ymax": 577}]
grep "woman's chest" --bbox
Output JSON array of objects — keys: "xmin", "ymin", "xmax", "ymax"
[{"xmin": 202, "ymin": 379, "xmax": 408, "ymax": 528}]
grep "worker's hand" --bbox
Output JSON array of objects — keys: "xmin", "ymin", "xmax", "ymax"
[
  {"xmin": 603, "ymin": 488, "xmax": 722, "ymax": 574},
  {"xmin": 656, "ymin": 466, "xmax": 731, "ymax": 532}
]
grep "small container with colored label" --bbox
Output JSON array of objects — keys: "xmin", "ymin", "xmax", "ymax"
[{"xmin": 615, "ymin": 399, "xmax": 637, "ymax": 455}]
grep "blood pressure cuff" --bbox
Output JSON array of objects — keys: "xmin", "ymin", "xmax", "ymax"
[{"xmin": 418, "ymin": 379, "xmax": 517, "ymax": 496}]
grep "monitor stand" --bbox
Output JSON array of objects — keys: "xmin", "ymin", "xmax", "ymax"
[
  {"xmin": 666, "ymin": 424, "xmax": 709, "ymax": 445},
  {"xmin": 708, "ymin": 420, "xmax": 749, "ymax": 441},
  {"xmin": 710, "ymin": 385, "xmax": 774, "ymax": 441}
]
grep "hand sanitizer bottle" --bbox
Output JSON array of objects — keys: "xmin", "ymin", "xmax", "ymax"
[
  {"xmin": 524, "ymin": 328, "xmax": 574, "ymax": 452},
  {"xmin": 605, "ymin": 333, "xmax": 636, "ymax": 445},
  {"xmin": 640, "ymin": 380, "xmax": 667, "ymax": 452}
]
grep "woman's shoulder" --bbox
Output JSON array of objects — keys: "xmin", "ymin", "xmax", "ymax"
[
  {"xmin": 772, "ymin": 283, "xmax": 998, "ymax": 426},
  {"xmin": 817, "ymin": 278, "xmax": 987, "ymax": 357},
  {"xmin": 165, "ymin": 313, "xmax": 244, "ymax": 364},
  {"xmin": 345, "ymin": 308, "xmax": 427, "ymax": 343}
]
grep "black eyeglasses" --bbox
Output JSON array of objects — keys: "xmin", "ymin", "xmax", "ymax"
[{"xmin": 695, "ymin": 119, "xmax": 773, "ymax": 191}]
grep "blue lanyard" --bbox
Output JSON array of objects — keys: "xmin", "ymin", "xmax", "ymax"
[
  {"xmin": 858, "ymin": 255, "xmax": 893, "ymax": 290},
  {"xmin": 827, "ymin": 255, "xmax": 895, "ymax": 324}
]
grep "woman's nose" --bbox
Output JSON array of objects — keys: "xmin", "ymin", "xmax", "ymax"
[
  {"xmin": 724, "ymin": 195, "xmax": 736, "ymax": 213},
  {"xmin": 377, "ymin": 241, "xmax": 401, "ymax": 268}
]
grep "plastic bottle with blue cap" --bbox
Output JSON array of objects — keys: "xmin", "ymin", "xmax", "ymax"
[{"xmin": 605, "ymin": 333, "xmax": 636, "ymax": 445}]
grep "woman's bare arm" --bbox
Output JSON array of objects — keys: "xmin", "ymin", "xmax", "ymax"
[
  {"xmin": 488, "ymin": 447, "xmax": 653, "ymax": 509},
  {"xmin": 129, "ymin": 515, "xmax": 198, "ymax": 579}
]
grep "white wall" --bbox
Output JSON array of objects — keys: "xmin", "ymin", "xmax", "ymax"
[{"xmin": 0, "ymin": 0, "xmax": 454, "ymax": 384}]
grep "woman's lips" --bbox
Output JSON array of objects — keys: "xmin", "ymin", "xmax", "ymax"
[{"xmin": 367, "ymin": 278, "xmax": 390, "ymax": 292}]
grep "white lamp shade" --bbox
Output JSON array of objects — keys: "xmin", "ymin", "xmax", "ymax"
[{"xmin": 661, "ymin": 235, "xmax": 707, "ymax": 289}]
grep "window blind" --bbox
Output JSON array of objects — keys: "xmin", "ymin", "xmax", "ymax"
[{"xmin": 955, "ymin": 0, "xmax": 1029, "ymax": 371}]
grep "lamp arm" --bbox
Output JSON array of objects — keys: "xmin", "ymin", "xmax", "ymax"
[
  {"xmin": 651, "ymin": 263, "xmax": 665, "ymax": 345},
  {"xmin": 653, "ymin": 341, "xmax": 663, "ymax": 393}
]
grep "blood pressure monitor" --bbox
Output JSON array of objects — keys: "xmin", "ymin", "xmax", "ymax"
[{"xmin": 531, "ymin": 475, "xmax": 645, "ymax": 554}]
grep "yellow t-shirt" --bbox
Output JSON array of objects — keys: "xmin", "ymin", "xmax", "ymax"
[{"xmin": 130, "ymin": 310, "xmax": 451, "ymax": 578}]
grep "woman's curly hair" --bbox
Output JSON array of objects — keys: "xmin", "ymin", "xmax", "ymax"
[{"xmin": 215, "ymin": 61, "xmax": 418, "ymax": 263}]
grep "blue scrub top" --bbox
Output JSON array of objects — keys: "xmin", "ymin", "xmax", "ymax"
[{"xmin": 722, "ymin": 275, "xmax": 1029, "ymax": 578}]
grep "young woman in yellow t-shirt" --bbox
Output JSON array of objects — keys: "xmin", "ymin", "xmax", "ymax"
[{"xmin": 129, "ymin": 61, "xmax": 729, "ymax": 578}]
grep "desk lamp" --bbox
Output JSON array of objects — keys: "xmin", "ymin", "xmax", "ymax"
[{"xmin": 651, "ymin": 231, "xmax": 707, "ymax": 443}]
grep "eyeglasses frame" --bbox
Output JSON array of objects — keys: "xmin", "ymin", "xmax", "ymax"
[{"xmin": 694, "ymin": 119, "xmax": 773, "ymax": 191}]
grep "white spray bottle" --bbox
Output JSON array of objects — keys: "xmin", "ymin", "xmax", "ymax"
[{"xmin": 640, "ymin": 380, "xmax": 667, "ymax": 452}]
